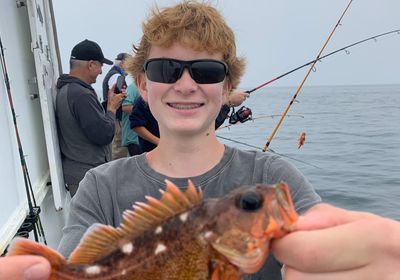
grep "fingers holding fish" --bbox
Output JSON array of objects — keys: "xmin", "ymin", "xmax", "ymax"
[
  {"xmin": 283, "ymin": 263, "xmax": 397, "ymax": 280},
  {"xmin": 0, "ymin": 255, "xmax": 51, "ymax": 280},
  {"xmin": 272, "ymin": 204, "xmax": 400, "ymax": 279},
  {"xmin": 294, "ymin": 203, "xmax": 376, "ymax": 231},
  {"xmin": 273, "ymin": 220, "xmax": 376, "ymax": 272}
]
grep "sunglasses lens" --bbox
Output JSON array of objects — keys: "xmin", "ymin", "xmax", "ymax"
[
  {"xmin": 191, "ymin": 61, "xmax": 227, "ymax": 84},
  {"xmin": 144, "ymin": 59, "xmax": 228, "ymax": 84},
  {"xmin": 145, "ymin": 59, "xmax": 181, "ymax": 83}
]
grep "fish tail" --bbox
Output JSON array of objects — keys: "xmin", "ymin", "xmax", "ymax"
[{"xmin": 7, "ymin": 237, "xmax": 66, "ymax": 279}]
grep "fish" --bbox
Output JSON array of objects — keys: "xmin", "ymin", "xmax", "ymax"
[
  {"xmin": 297, "ymin": 132, "xmax": 306, "ymax": 149},
  {"xmin": 7, "ymin": 180, "xmax": 298, "ymax": 280}
]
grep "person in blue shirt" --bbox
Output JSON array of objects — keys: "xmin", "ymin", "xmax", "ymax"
[
  {"xmin": 129, "ymin": 96, "xmax": 159, "ymax": 152},
  {"xmin": 121, "ymin": 83, "xmax": 142, "ymax": 155}
]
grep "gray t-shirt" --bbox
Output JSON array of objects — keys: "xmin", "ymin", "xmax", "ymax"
[{"xmin": 58, "ymin": 145, "xmax": 321, "ymax": 279}]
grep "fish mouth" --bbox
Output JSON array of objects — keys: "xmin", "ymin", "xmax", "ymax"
[{"xmin": 212, "ymin": 238, "xmax": 270, "ymax": 274}]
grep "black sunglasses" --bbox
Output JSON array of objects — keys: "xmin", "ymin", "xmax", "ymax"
[{"xmin": 143, "ymin": 58, "xmax": 229, "ymax": 84}]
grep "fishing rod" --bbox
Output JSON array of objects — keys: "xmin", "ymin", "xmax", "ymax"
[
  {"xmin": 0, "ymin": 34, "xmax": 47, "ymax": 246},
  {"xmin": 262, "ymin": 0, "xmax": 354, "ymax": 152},
  {"xmin": 226, "ymin": 29, "xmax": 400, "ymax": 130},
  {"xmin": 246, "ymin": 28, "xmax": 400, "ymax": 94}
]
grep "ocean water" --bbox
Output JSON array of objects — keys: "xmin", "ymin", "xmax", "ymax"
[{"xmin": 217, "ymin": 84, "xmax": 400, "ymax": 220}]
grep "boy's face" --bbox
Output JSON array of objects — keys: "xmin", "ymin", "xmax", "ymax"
[{"xmin": 137, "ymin": 42, "xmax": 231, "ymax": 136}]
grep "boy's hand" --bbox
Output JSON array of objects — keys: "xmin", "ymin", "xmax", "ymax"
[
  {"xmin": 0, "ymin": 255, "xmax": 51, "ymax": 280},
  {"xmin": 272, "ymin": 203, "xmax": 400, "ymax": 279}
]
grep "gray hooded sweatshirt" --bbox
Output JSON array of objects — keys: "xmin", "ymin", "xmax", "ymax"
[{"xmin": 56, "ymin": 74, "xmax": 115, "ymax": 185}]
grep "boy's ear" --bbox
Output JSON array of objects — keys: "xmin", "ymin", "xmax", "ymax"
[{"xmin": 136, "ymin": 72, "xmax": 149, "ymax": 102}]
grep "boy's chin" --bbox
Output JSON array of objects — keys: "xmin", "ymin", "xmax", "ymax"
[{"xmin": 167, "ymin": 122, "xmax": 214, "ymax": 135}]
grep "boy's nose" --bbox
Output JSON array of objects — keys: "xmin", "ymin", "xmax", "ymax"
[{"xmin": 174, "ymin": 69, "xmax": 198, "ymax": 93}]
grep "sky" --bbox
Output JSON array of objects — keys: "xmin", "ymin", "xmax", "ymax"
[{"xmin": 52, "ymin": 0, "xmax": 400, "ymax": 91}]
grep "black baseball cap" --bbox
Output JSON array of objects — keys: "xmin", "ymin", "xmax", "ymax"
[
  {"xmin": 70, "ymin": 39, "xmax": 112, "ymax": 65},
  {"xmin": 115, "ymin": 53, "xmax": 130, "ymax": 61}
]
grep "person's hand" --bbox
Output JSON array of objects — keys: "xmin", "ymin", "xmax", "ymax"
[
  {"xmin": 107, "ymin": 84, "xmax": 127, "ymax": 113},
  {"xmin": 272, "ymin": 203, "xmax": 400, "ymax": 279},
  {"xmin": 227, "ymin": 91, "xmax": 249, "ymax": 107},
  {"xmin": 0, "ymin": 255, "xmax": 51, "ymax": 280}
]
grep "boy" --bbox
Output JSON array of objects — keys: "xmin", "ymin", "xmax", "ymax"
[{"xmin": 58, "ymin": 2, "xmax": 321, "ymax": 279}]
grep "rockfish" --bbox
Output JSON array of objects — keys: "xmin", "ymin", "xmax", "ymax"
[
  {"xmin": 297, "ymin": 132, "xmax": 306, "ymax": 149},
  {"xmin": 7, "ymin": 180, "xmax": 298, "ymax": 279}
]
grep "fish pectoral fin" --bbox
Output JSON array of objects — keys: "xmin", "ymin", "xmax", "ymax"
[{"xmin": 211, "ymin": 260, "xmax": 242, "ymax": 280}]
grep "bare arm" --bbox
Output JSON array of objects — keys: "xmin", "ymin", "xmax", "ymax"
[
  {"xmin": 133, "ymin": 126, "xmax": 160, "ymax": 145},
  {"xmin": 226, "ymin": 91, "xmax": 249, "ymax": 107},
  {"xmin": 122, "ymin": 104, "xmax": 133, "ymax": 114}
]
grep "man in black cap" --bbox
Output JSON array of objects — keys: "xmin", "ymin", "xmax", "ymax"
[
  {"xmin": 55, "ymin": 39, "xmax": 126, "ymax": 197},
  {"xmin": 102, "ymin": 52, "xmax": 131, "ymax": 159}
]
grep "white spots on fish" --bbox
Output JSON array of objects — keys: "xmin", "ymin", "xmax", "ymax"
[
  {"xmin": 179, "ymin": 212, "xmax": 189, "ymax": 222},
  {"xmin": 155, "ymin": 243, "xmax": 167, "ymax": 255},
  {"xmin": 121, "ymin": 242, "xmax": 134, "ymax": 255},
  {"xmin": 203, "ymin": 231, "xmax": 214, "ymax": 240},
  {"xmin": 155, "ymin": 226, "xmax": 163, "ymax": 235},
  {"xmin": 198, "ymin": 230, "xmax": 214, "ymax": 245},
  {"xmin": 121, "ymin": 269, "xmax": 127, "ymax": 276},
  {"xmin": 85, "ymin": 265, "xmax": 102, "ymax": 276}
]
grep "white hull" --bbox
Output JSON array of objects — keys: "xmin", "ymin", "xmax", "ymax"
[{"xmin": 0, "ymin": 0, "xmax": 68, "ymax": 253}]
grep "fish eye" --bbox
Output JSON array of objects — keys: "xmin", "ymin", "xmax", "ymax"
[{"xmin": 236, "ymin": 191, "xmax": 264, "ymax": 212}]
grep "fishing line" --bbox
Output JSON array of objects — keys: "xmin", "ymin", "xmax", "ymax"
[
  {"xmin": 218, "ymin": 114, "xmax": 304, "ymax": 130},
  {"xmin": 262, "ymin": 0, "xmax": 354, "ymax": 152},
  {"xmin": 0, "ymin": 34, "xmax": 47, "ymax": 247},
  {"xmin": 217, "ymin": 135, "xmax": 322, "ymax": 169},
  {"xmin": 246, "ymin": 28, "xmax": 400, "ymax": 94},
  {"xmin": 224, "ymin": 29, "xmax": 400, "ymax": 150}
]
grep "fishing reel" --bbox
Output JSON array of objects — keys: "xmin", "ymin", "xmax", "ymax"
[{"xmin": 229, "ymin": 106, "xmax": 253, "ymax": 124}]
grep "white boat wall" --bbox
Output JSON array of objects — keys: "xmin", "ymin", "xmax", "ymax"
[{"xmin": 0, "ymin": 0, "xmax": 70, "ymax": 254}]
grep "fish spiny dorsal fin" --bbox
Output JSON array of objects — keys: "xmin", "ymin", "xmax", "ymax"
[
  {"xmin": 164, "ymin": 180, "xmax": 193, "ymax": 207},
  {"xmin": 159, "ymin": 179, "xmax": 203, "ymax": 211},
  {"xmin": 69, "ymin": 180, "xmax": 203, "ymax": 264},
  {"xmin": 119, "ymin": 179, "xmax": 203, "ymax": 237},
  {"xmin": 68, "ymin": 224, "xmax": 123, "ymax": 264},
  {"xmin": 186, "ymin": 179, "xmax": 203, "ymax": 203}
]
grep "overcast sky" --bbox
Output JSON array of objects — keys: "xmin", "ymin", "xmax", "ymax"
[{"xmin": 52, "ymin": 0, "xmax": 400, "ymax": 90}]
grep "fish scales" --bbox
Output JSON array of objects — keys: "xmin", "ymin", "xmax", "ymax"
[{"xmin": 7, "ymin": 180, "xmax": 298, "ymax": 279}]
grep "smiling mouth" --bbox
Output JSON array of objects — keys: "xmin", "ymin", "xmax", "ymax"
[{"xmin": 167, "ymin": 103, "xmax": 203, "ymax": 110}]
